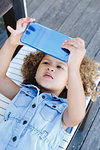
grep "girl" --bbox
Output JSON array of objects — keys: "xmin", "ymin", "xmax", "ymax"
[{"xmin": 0, "ymin": 17, "xmax": 99, "ymax": 150}]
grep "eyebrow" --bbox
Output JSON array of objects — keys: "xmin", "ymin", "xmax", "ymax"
[
  {"xmin": 42, "ymin": 58, "xmax": 50, "ymax": 61},
  {"xmin": 43, "ymin": 58, "xmax": 67, "ymax": 67}
]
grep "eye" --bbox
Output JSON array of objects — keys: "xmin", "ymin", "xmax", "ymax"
[
  {"xmin": 43, "ymin": 61, "xmax": 50, "ymax": 65},
  {"xmin": 56, "ymin": 65, "xmax": 63, "ymax": 69}
]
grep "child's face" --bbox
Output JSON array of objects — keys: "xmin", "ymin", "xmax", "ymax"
[{"xmin": 35, "ymin": 54, "xmax": 68, "ymax": 96}]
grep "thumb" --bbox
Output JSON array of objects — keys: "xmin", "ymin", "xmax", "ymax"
[{"xmin": 7, "ymin": 26, "xmax": 15, "ymax": 34}]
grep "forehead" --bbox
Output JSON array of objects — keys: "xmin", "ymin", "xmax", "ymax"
[{"xmin": 42, "ymin": 54, "xmax": 67, "ymax": 66}]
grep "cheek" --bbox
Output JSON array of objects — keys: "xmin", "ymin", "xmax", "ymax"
[
  {"xmin": 35, "ymin": 66, "xmax": 43, "ymax": 80},
  {"xmin": 35, "ymin": 69, "xmax": 40, "ymax": 80},
  {"xmin": 57, "ymin": 72, "xmax": 68, "ymax": 85}
]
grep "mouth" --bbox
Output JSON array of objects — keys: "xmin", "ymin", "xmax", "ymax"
[{"xmin": 43, "ymin": 73, "xmax": 53, "ymax": 79}]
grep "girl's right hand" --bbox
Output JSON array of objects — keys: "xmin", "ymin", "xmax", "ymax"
[
  {"xmin": 62, "ymin": 38, "xmax": 86, "ymax": 70},
  {"xmin": 7, "ymin": 17, "xmax": 35, "ymax": 46}
]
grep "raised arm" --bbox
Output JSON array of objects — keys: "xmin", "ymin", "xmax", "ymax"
[
  {"xmin": 62, "ymin": 38, "xmax": 86, "ymax": 128},
  {"xmin": 0, "ymin": 17, "xmax": 35, "ymax": 100}
]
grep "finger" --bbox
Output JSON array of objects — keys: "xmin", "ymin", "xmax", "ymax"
[
  {"xmin": 17, "ymin": 17, "xmax": 33, "ymax": 24},
  {"xmin": 21, "ymin": 22, "xmax": 29, "ymax": 32},
  {"xmin": 62, "ymin": 44, "xmax": 76, "ymax": 52},
  {"xmin": 75, "ymin": 37, "xmax": 85, "ymax": 45},
  {"xmin": 62, "ymin": 41, "xmax": 78, "ymax": 50},
  {"xmin": 7, "ymin": 26, "xmax": 15, "ymax": 34},
  {"xmin": 23, "ymin": 17, "xmax": 36, "ymax": 23},
  {"xmin": 62, "ymin": 38, "xmax": 84, "ymax": 49},
  {"xmin": 63, "ymin": 41, "xmax": 79, "ymax": 49},
  {"xmin": 17, "ymin": 18, "xmax": 35, "ymax": 29},
  {"xmin": 67, "ymin": 38, "xmax": 85, "ymax": 47}
]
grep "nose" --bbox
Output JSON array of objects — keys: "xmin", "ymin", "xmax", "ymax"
[{"xmin": 47, "ymin": 66, "xmax": 55, "ymax": 72}]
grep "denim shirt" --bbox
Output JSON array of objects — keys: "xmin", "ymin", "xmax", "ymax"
[{"xmin": 0, "ymin": 84, "xmax": 71, "ymax": 150}]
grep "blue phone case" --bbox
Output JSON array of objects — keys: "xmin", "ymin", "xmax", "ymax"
[{"xmin": 20, "ymin": 22, "xmax": 72, "ymax": 62}]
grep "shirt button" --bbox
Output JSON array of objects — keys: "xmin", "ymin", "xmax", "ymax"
[
  {"xmin": 32, "ymin": 103, "xmax": 36, "ymax": 108},
  {"xmin": 42, "ymin": 95, "xmax": 45, "ymax": 99},
  {"xmin": 23, "ymin": 120, "xmax": 27, "ymax": 125},
  {"xmin": 53, "ymin": 97, "xmax": 57, "ymax": 99},
  {"xmin": 52, "ymin": 105, "xmax": 56, "ymax": 108},
  {"xmin": 12, "ymin": 136, "xmax": 17, "ymax": 142}
]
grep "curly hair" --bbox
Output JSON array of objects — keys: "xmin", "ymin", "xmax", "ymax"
[{"xmin": 21, "ymin": 51, "xmax": 100, "ymax": 101}]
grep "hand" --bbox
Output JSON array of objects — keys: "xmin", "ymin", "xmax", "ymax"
[
  {"xmin": 62, "ymin": 38, "xmax": 86, "ymax": 70},
  {"xmin": 7, "ymin": 17, "xmax": 35, "ymax": 46}
]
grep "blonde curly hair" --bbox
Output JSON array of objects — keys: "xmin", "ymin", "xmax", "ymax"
[{"xmin": 21, "ymin": 51, "xmax": 100, "ymax": 101}]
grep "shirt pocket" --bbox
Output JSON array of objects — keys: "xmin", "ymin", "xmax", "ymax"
[
  {"xmin": 40, "ymin": 103, "xmax": 62, "ymax": 122},
  {"xmin": 13, "ymin": 90, "xmax": 34, "ymax": 108}
]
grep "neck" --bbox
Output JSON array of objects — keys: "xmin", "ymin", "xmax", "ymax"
[{"xmin": 38, "ymin": 85, "xmax": 61, "ymax": 97}]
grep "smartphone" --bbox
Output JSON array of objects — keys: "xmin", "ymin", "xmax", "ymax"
[{"xmin": 20, "ymin": 22, "xmax": 72, "ymax": 62}]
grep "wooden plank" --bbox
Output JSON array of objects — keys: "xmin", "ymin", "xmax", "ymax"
[
  {"xmin": 67, "ymin": 97, "xmax": 100, "ymax": 150},
  {"xmin": 37, "ymin": 0, "xmax": 80, "ymax": 30},
  {"xmin": 80, "ymin": 107, "xmax": 100, "ymax": 150},
  {"xmin": 79, "ymin": 0, "xmax": 100, "ymax": 48},
  {"xmin": 26, "ymin": 0, "xmax": 31, "ymax": 6},
  {"xmin": 59, "ymin": 0, "xmax": 100, "ymax": 48},
  {"xmin": 30, "ymin": 0, "xmax": 55, "ymax": 20},
  {"xmin": 12, "ymin": 0, "xmax": 26, "ymax": 20},
  {"xmin": 0, "ymin": 0, "xmax": 12, "ymax": 17},
  {"xmin": 59, "ymin": 0, "xmax": 92, "ymax": 35},
  {"xmin": 86, "ymin": 27, "xmax": 100, "ymax": 61},
  {"xmin": 26, "ymin": 0, "xmax": 44, "ymax": 17},
  {"xmin": 94, "ymin": 49, "xmax": 100, "ymax": 62}
]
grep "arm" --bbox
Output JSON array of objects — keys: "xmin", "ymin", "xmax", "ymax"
[
  {"xmin": 62, "ymin": 38, "xmax": 86, "ymax": 127},
  {"xmin": 0, "ymin": 17, "xmax": 35, "ymax": 100},
  {"xmin": 0, "ymin": 38, "xmax": 21, "ymax": 100}
]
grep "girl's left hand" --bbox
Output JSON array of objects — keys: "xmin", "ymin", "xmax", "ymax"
[{"xmin": 62, "ymin": 37, "xmax": 86, "ymax": 70}]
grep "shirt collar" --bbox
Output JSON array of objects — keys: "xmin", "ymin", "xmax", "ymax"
[
  {"xmin": 51, "ymin": 93, "xmax": 67, "ymax": 103},
  {"xmin": 20, "ymin": 84, "xmax": 67, "ymax": 103},
  {"xmin": 20, "ymin": 84, "xmax": 40, "ymax": 97}
]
